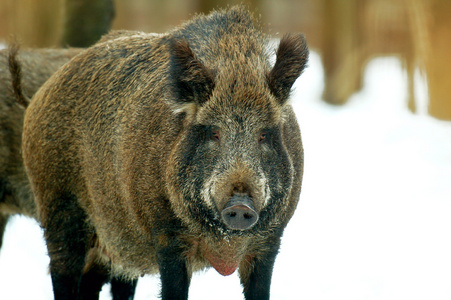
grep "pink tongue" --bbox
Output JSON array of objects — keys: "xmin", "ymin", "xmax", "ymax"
[{"xmin": 205, "ymin": 253, "xmax": 239, "ymax": 276}]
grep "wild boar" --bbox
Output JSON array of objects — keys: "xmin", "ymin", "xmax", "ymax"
[
  {"xmin": 0, "ymin": 46, "xmax": 80, "ymax": 239},
  {"xmin": 22, "ymin": 6, "xmax": 308, "ymax": 300},
  {"xmin": 2, "ymin": 46, "xmax": 138, "ymax": 300}
]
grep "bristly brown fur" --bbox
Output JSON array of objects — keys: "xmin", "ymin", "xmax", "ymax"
[{"xmin": 8, "ymin": 43, "xmax": 30, "ymax": 108}]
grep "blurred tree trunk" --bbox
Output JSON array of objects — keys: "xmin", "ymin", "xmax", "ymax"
[
  {"xmin": 321, "ymin": 0, "xmax": 362, "ymax": 105},
  {"xmin": 62, "ymin": 0, "xmax": 115, "ymax": 47},
  {"xmin": 1, "ymin": 0, "xmax": 62, "ymax": 47},
  {"xmin": 426, "ymin": 0, "xmax": 451, "ymax": 120}
]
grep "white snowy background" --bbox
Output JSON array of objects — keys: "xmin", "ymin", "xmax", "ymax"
[{"xmin": 0, "ymin": 49, "xmax": 450, "ymax": 299}]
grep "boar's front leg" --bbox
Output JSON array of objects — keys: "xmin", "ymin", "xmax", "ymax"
[
  {"xmin": 156, "ymin": 240, "xmax": 191, "ymax": 300},
  {"xmin": 240, "ymin": 235, "xmax": 282, "ymax": 300},
  {"xmin": 43, "ymin": 194, "xmax": 92, "ymax": 300},
  {"xmin": 154, "ymin": 221, "xmax": 191, "ymax": 300},
  {"xmin": 157, "ymin": 246, "xmax": 190, "ymax": 300}
]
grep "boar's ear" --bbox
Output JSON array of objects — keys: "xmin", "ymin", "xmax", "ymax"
[
  {"xmin": 267, "ymin": 33, "xmax": 309, "ymax": 105},
  {"xmin": 170, "ymin": 39, "xmax": 215, "ymax": 105}
]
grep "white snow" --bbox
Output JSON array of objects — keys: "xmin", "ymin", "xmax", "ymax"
[{"xmin": 1, "ymin": 51, "xmax": 450, "ymax": 299}]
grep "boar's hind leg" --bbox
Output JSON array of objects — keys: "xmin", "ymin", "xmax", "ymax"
[
  {"xmin": 79, "ymin": 263, "xmax": 138, "ymax": 300},
  {"xmin": 43, "ymin": 194, "xmax": 92, "ymax": 300},
  {"xmin": 110, "ymin": 277, "xmax": 138, "ymax": 300},
  {"xmin": 0, "ymin": 179, "xmax": 9, "ymax": 249},
  {"xmin": 240, "ymin": 236, "xmax": 282, "ymax": 300},
  {"xmin": 79, "ymin": 263, "xmax": 110, "ymax": 300},
  {"xmin": 0, "ymin": 214, "xmax": 8, "ymax": 250},
  {"xmin": 155, "ymin": 238, "xmax": 190, "ymax": 300}
]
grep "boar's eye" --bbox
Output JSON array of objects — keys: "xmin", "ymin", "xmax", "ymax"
[
  {"xmin": 209, "ymin": 126, "xmax": 221, "ymax": 141},
  {"xmin": 258, "ymin": 131, "xmax": 267, "ymax": 143}
]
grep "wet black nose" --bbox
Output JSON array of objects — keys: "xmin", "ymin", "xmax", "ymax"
[{"xmin": 221, "ymin": 195, "xmax": 259, "ymax": 230}]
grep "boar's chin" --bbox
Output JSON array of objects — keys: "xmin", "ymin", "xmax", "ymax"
[{"xmin": 201, "ymin": 236, "xmax": 250, "ymax": 276}]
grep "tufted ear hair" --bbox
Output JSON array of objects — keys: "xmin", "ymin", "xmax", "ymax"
[
  {"xmin": 169, "ymin": 39, "xmax": 215, "ymax": 106},
  {"xmin": 267, "ymin": 33, "xmax": 309, "ymax": 105}
]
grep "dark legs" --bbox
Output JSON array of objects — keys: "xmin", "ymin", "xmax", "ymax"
[
  {"xmin": 44, "ymin": 194, "xmax": 92, "ymax": 300},
  {"xmin": 0, "ymin": 178, "xmax": 9, "ymax": 250},
  {"xmin": 239, "ymin": 236, "xmax": 281, "ymax": 300},
  {"xmin": 157, "ymin": 246, "xmax": 190, "ymax": 300},
  {"xmin": 241, "ymin": 256, "xmax": 277, "ymax": 300},
  {"xmin": 43, "ymin": 193, "xmax": 139, "ymax": 300},
  {"xmin": 0, "ymin": 214, "xmax": 9, "ymax": 250},
  {"xmin": 79, "ymin": 264, "xmax": 110, "ymax": 300},
  {"xmin": 110, "ymin": 277, "xmax": 138, "ymax": 300},
  {"xmin": 79, "ymin": 266, "xmax": 138, "ymax": 300}
]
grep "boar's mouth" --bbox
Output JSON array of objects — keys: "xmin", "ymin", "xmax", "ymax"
[{"xmin": 220, "ymin": 195, "xmax": 259, "ymax": 230}]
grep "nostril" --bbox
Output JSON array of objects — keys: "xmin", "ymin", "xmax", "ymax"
[
  {"xmin": 228, "ymin": 212, "xmax": 237, "ymax": 218},
  {"xmin": 243, "ymin": 213, "xmax": 252, "ymax": 220}
]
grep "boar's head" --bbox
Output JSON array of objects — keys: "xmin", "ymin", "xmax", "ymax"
[{"xmin": 166, "ymin": 33, "xmax": 308, "ymax": 237}]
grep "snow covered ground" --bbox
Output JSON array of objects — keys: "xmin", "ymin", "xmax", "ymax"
[{"xmin": 0, "ymin": 50, "xmax": 450, "ymax": 299}]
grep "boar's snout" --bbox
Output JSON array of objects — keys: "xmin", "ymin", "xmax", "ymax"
[{"xmin": 221, "ymin": 194, "xmax": 259, "ymax": 230}]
